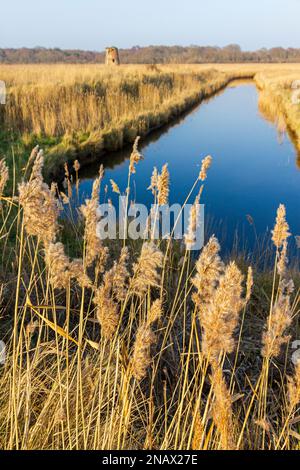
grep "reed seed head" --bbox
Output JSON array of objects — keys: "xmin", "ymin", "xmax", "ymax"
[
  {"xmin": 130, "ymin": 323, "xmax": 156, "ymax": 381},
  {"xmin": 73, "ymin": 160, "xmax": 80, "ymax": 172},
  {"xmin": 199, "ymin": 155, "xmax": 212, "ymax": 181},
  {"xmin": 99, "ymin": 164, "xmax": 104, "ymax": 180},
  {"xmin": 246, "ymin": 266, "xmax": 253, "ymax": 302},
  {"xmin": 192, "ymin": 235, "xmax": 224, "ymax": 312},
  {"xmin": 129, "ymin": 136, "xmax": 143, "ymax": 174},
  {"xmin": 277, "ymin": 240, "xmax": 288, "ymax": 277},
  {"xmin": 192, "ymin": 411, "xmax": 204, "ymax": 450},
  {"xmin": 147, "ymin": 299, "xmax": 163, "ymax": 325},
  {"xmin": 44, "ymin": 242, "xmax": 71, "ymax": 289},
  {"xmin": 45, "ymin": 242, "xmax": 91, "ymax": 289},
  {"xmin": 261, "ymin": 292, "xmax": 292, "ymax": 358},
  {"xmin": 111, "ymin": 246, "xmax": 130, "ymax": 302},
  {"xmin": 18, "ymin": 150, "xmax": 60, "ymax": 245},
  {"xmin": 287, "ymin": 362, "xmax": 300, "ymax": 410},
  {"xmin": 93, "ymin": 270, "xmax": 119, "ymax": 340},
  {"xmin": 64, "ymin": 162, "xmax": 70, "ymax": 178},
  {"xmin": 131, "ymin": 241, "xmax": 163, "ymax": 297},
  {"xmin": 81, "ymin": 176, "xmax": 108, "ymax": 267},
  {"xmin": 148, "ymin": 167, "xmax": 158, "ymax": 195},
  {"xmin": 69, "ymin": 259, "xmax": 92, "ymax": 289},
  {"xmin": 0, "ymin": 159, "xmax": 9, "ymax": 207},
  {"xmin": 157, "ymin": 164, "xmax": 169, "ymax": 205},
  {"xmin": 272, "ymin": 204, "xmax": 290, "ymax": 249},
  {"xmin": 184, "ymin": 195, "xmax": 200, "ymax": 250},
  {"xmin": 30, "ymin": 149, "xmax": 44, "ymax": 181},
  {"xmin": 211, "ymin": 366, "xmax": 235, "ymax": 450},
  {"xmin": 28, "ymin": 145, "xmax": 39, "ymax": 167},
  {"xmin": 110, "ymin": 179, "xmax": 121, "ymax": 194},
  {"xmin": 201, "ymin": 261, "xmax": 244, "ymax": 363}
]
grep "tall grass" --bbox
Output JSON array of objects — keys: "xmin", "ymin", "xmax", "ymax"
[
  {"xmin": 255, "ymin": 70, "xmax": 300, "ymax": 151},
  {"xmin": 0, "ymin": 143, "xmax": 300, "ymax": 450},
  {"xmin": 0, "ymin": 64, "xmax": 256, "ymax": 176},
  {"xmin": 2, "ymin": 63, "xmax": 300, "ymax": 176}
]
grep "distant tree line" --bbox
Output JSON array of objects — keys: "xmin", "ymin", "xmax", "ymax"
[{"xmin": 1, "ymin": 45, "xmax": 300, "ymax": 64}]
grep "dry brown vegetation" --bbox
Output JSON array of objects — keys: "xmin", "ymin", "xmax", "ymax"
[
  {"xmin": 0, "ymin": 64, "xmax": 254, "ymax": 175},
  {"xmin": 1, "ymin": 63, "xmax": 300, "ymax": 176},
  {"xmin": 256, "ymin": 70, "xmax": 300, "ymax": 151},
  {"xmin": 2, "ymin": 44, "xmax": 300, "ymax": 64},
  {"xmin": 0, "ymin": 141, "xmax": 300, "ymax": 450},
  {"xmin": 0, "ymin": 63, "xmax": 300, "ymax": 450}
]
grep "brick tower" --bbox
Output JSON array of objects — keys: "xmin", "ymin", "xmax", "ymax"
[{"xmin": 105, "ymin": 47, "xmax": 120, "ymax": 65}]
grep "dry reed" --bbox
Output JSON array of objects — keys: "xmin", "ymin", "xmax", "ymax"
[
  {"xmin": 1, "ymin": 70, "xmax": 300, "ymax": 449},
  {"xmin": 131, "ymin": 241, "xmax": 163, "ymax": 297}
]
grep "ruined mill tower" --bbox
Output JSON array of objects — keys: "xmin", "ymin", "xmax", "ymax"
[{"xmin": 105, "ymin": 47, "xmax": 120, "ymax": 65}]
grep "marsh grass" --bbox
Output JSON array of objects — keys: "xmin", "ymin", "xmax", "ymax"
[
  {"xmin": 0, "ymin": 141, "xmax": 300, "ymax": 450},
  {"xmin": 2, "ymin": 63, "xmax": 300, "ymax": 181},
  {"xmin": 0, "ymin": 64, "xmax": 258, "ymax": 177},
  {"xmin": 1, "ymin": 63, "xmax": 300, "ymax": 450},
  {"xmin": 256, "ymin": 70, "xmax": 300, "ymax": 153}
]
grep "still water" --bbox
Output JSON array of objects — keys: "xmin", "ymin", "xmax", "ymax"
[{"xmin": 75, "ymin": 82, "xmax": 300, "ymax": 252}]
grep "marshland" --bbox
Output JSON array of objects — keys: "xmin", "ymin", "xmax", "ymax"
[{"xmin": 1, "ymin": 61, "xmax": 300, "ymax": 450}]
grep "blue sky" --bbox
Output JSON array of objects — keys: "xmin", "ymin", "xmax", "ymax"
[{"xmin": 1, "ymin": 0, "xmax": 299, "ymax": 50}]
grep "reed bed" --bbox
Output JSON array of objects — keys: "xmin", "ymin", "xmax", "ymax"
[
  {"xmin": 0, "ymin": 64, "xmax": 258, "ymax": 176},
  {"xmin": 1, "ymin": 63, "xmax": 300, "ymax": 176},
  {"xmin": 255, "ymin": 70, "xmax": 300, "ymax": 152},
  {"xmin": 0, "ymin": 142, "xmax": 300, "ymax": 450}
]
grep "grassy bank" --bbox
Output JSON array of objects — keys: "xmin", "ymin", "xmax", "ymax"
[
  {"xmin": 0, "ymin": 64, "xmax": 256, "ymax": 178},
  {"xmin": 1, "ymin": 64, "xmax": 300, "ymax": 179},
  {"xmin": 0, "ymin": 143, "xmax": 300, "ymax": 449},
  {"xmin": 255, "ymin": 70, "xmax": 300, "ymax": 151},
  {"xmin": 1, "ymin": 64, "xmax": 300, "ymax": 449}
]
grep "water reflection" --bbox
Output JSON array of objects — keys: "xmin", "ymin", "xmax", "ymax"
[{"xmin": 71, "ymin": 81, "xmax": 300, "ymax": 253}]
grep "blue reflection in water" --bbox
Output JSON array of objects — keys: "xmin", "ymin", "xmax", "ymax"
[{"xmin": 73, "ymin": 82, "xmax": 300, "ymax": 253}]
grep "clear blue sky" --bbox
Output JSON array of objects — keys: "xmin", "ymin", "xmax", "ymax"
[{"xmin": 1, "ymin": 0, "xmax": 299, "ymax": 51}]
